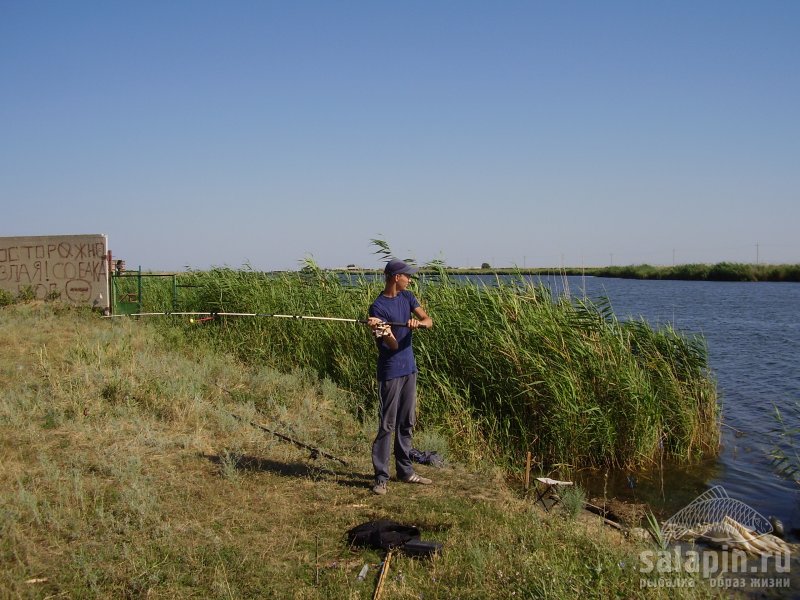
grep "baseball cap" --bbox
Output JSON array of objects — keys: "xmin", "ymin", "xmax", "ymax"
[{"xmin": 384, "ymin": 259, "xmax": 419, "ymax": 276}]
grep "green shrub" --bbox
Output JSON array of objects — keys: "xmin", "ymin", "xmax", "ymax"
[
  {"xmin": 16, "ymin": 286, "xmax": 36, "ymax": 303},
  {"xmin": 559, "ymin": 484, "xmax": 586, "ymax": 520},
  {"xmin": 0, "ymin": 288, "xmax": 14, "ymax": 307}
]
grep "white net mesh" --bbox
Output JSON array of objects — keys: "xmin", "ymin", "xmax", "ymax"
[{"xmin": 662, "ymin": 485, "xmax": 773, "ymax": 543}]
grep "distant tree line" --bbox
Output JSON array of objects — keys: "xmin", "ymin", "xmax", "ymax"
[
  {"xmin": 586, "ymin": 262, "xmax": 800, "ymax": 282},
  {"xmin": 336, "ymin": 262, "xmax": 800, "ymax": 282},
  {"xmin": 432, "ymin": 262, "xmax": 797, "ymax": 282}
]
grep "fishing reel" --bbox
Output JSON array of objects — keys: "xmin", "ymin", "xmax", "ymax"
[{"xmin": 373, "ymin": 322, "xmax": 392, "ymax": 338}]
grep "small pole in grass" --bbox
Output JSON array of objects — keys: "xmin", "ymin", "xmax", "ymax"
[
  {"xmin": 374, "ymin": 550, "xmax": 394, "ymax": 600},
  {"xmin": 315, "ymin": 534, "xmax": 320, "ymax": 586},
  {"xmin": 524, "ymin": 451, "xmax": 532, "ymax": 492}
]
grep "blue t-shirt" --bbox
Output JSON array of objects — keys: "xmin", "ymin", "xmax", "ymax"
[{"xmin": 369, "ymin": 290, "xmax": 421, "ymax": 381}]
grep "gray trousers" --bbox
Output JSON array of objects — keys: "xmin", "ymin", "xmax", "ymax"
[{"xmin": 372, "ymin": 373, "xmax": 417, "ymax": 483}]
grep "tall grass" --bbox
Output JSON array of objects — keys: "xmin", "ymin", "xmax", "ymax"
[{"xmin": 162, "ymin": 263, "xmax": 719, "ymax": 470}]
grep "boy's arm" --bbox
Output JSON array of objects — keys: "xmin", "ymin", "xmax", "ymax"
[{"xmin": 408, "ymin": 306, "xmax": 432, "ymax": 330}]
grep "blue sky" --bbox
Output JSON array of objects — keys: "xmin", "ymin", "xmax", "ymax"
[{"xmin": 2, "ymin": 1, "xmax": 798, "ymax": 270}]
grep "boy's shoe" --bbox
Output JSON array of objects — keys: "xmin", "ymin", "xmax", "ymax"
[
  {"xmin": 372, "ymin": 480, "xmax": 388, "ymax": 495},
  {"xmin": 402, "ymin": 473, "xmax": 432, "ymax": 485}
]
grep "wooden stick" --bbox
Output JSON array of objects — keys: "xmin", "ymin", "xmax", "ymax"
[
  {"xmin": 373, "ymin": 550, "xmax": 394, "ymax": 600},
  {"xmin": 524, "ymin": 451, "xmax": 532, "ymax": 491},
  {"xmin": 583, "ymin": 502, "xmax": 624, "ymax": 530}
]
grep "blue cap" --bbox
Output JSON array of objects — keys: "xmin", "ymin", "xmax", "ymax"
[{"xmin": 384, "ymin": 259, "xmax": 419, "ymax": 276}]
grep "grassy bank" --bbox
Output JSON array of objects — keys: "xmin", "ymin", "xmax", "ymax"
[
  {"xmin": 168, "ymin": 265, "xmax": 719, "ymax": 471},
  {"xmin": 0, "ymin": 302, "xmax": 722, "ymax": 598}
]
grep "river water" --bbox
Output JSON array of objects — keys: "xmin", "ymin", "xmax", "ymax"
[{"xmin": 527, "ymin": 275, "xmax": 800, "ymax": 537}]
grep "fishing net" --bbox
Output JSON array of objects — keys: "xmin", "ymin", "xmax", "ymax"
[{"xmin": 662, "ymin": 485, "xmax": 773, "ymax": 544}]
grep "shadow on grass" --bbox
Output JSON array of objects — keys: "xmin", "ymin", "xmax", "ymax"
[{"xmin": 201, "ymin": 452, "xmax": 373, "ymax": 489}]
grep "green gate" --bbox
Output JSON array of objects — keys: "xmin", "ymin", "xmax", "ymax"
[{"xmin": 110, "ymin": 268, "xmax": 193, "ymax": 315}]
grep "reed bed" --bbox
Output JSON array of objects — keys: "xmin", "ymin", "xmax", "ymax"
[{"xmin": 158, "ymin": 265, "xmax": 719, "ymax": 471}]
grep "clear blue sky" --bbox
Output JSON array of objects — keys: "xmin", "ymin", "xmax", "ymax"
[{"xmin": 2, "ymin": 1, "xmax": 798, "ymax": 270}]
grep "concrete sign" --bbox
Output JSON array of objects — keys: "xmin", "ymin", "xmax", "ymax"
[{"xmin": 0, "ymin": 234, "xmax": 109, "ymax": 308}]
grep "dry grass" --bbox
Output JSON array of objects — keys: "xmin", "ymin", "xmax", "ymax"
[{"xmin": 0, "ymin": 303, "xmax": 721, "ymax": 599}]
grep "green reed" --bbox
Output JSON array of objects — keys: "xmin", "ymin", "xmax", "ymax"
[{"xmin": 154, "ymin": 266, "xmax": 719, "ymax": 470}]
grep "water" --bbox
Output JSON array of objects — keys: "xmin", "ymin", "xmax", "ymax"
[{"xmin": 529, "ymin": 275, "xmax": 800, "ymax": 536}]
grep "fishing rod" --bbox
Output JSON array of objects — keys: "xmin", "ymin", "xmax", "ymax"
[
  {"xmin": 228, "ymin": 411, "xmax": 349, "ymax": 466},
  {"xmin": 104, "ymin": 311, "xmax": 414, "ymax": 328}
]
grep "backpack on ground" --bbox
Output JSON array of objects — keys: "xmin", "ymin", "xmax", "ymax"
[{"xmin": 346, "ymin": 519, "xmax": 442, "ymax": 557}]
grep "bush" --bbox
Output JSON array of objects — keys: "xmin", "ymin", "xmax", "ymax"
[
  {"xmin": 0, "ymin": 288, "xmax": 14, "ymax": 307},
  {"xmin": 559, "ymin": 484, "xmax": 587, "ymax": 520},
  {"xmin": 16, "ymin": 286, "xmax": 36, "ymax": 303}
]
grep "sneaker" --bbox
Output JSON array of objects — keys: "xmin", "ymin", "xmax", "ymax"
[
  {"xmin": 372, "ymin": 480, "xmax": 388, "ymax": 495},
  {"xmin": 402, "ymin": 473, "xmax": 432, "ymax": 485}
]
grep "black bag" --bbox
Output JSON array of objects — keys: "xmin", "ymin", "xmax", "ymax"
[
  {"xmin": 401, "ymin": 538, "xmax": 443, "ymax": 558},
  {"xmin": 347, "ymin": 519, "xmax": 421, "ymax": 550},
  {"xmin": 409, "ymin": 448, "xmax": 445, "ymax": 468},
  {"xmin": 347, "ymin": 520, "xmax": 442, "ymax": 557}
]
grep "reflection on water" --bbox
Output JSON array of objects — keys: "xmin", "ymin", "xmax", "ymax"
[{"xmin": 577, "ymin": 457, "xmax": 723, "ymax": 521}]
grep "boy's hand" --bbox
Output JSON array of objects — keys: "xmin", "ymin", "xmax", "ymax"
[
  {"xmin": 374, "ymin": 323, "xmax": 392, "ymax": 338},
  {"xmin": 367, "ymin": 317, "xmax": 384, "ymax": 328},
  {"xmin": 407, "ymin": 318, "xmax": 427, "ymax": 329},
  {"xmin": 367, "ymin": 317, "xmax": 392, "ymax": 338}
]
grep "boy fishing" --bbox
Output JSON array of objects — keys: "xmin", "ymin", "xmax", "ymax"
[{"xmin": 367, "ymin": 259, "xmax": 433, "ymax": 495}]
